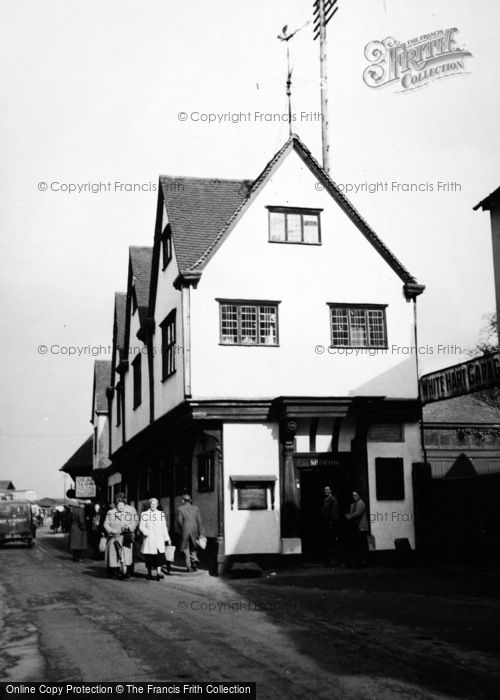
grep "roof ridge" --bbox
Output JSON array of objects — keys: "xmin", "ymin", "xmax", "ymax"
[
  {"xmin": 292, "ymin": 137, "xmax": 416, "ymax": 283},
  {"xmin": 186, "ymin": 133, "xmax": 416, "ymax": 284},
  {"xmin": 187, "ymin": 137, "xmax": 295, "ymax": 270},
  {"xmin": 159, "ymin": 175, "xmax": 252, "ymax": 184}
]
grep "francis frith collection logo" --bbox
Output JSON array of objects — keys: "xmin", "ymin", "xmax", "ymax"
[{"xmin": 363, "ymin": 28, "xmax": 472, "ymax": 92}]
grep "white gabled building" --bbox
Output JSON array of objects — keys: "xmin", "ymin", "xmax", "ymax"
[{"xmin": 105, "ymin": 134, "xmax": 425, "ymax": 571}]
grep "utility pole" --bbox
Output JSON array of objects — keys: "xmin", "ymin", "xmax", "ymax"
[{"xmin": 313, "ymin": 0, "xmax": 339, "ymax": 174}]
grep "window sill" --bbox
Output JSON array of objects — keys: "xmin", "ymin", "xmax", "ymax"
[
  {"xmin": 268, "ymin": 240, "xmax": 322, "ymax": 246},
  {"xmin": 219, "ymin": 343, "xmax": 280, "ymax": 348},
  {"xmin": 161, "ymin": 370, "xmax": 177, "ymax": 383},
  {"xmin": 329, "ymin": 345, "xmax": 388, "ymax": 351}
]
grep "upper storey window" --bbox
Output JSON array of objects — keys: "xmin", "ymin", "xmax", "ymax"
[
  {"xmin": 162, "ymin": 225, "xmax": 172, "ymax": 269},
  {"xmin": 219, "ymin": 300, "xmax": 279, "ymax": 346},
  {"xmin": 268, "ymin": 207, "xmax": 321, "ymax": 245},
  {"xmin": 329, "ymin": 304, "xmax": 388, "ymax": 348}
]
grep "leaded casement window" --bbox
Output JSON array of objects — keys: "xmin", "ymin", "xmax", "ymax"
[
  {"xmin": 267, "ymin": 207, "xmax": 322, "ymax": 244},
  {"xmin": 218, "ymin": 300, "xmax": 279, "ymax": 346},
  {"xmin": 329, "ymin": 304, "xmax": 388, "ymax": 348},
  {"xmin": 161, "ymin": 310, "xmax": 176, "ymax": 380}
]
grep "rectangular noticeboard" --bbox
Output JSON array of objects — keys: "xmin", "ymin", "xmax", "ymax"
[
  {"xmin": 75, "ymin": 476, "xmax": 96, "ymax": 498},
  {"xmin": 238, "ymin": 486, "xmax": 268, "ymax": 510}
]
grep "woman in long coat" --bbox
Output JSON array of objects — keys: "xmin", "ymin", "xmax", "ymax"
[
  {"xmin": 139, "ymin": 498, "xmax": 171, "ymax": 580},
  {"xmin": 103, "ymin": 497, "xmax": 137, "ymax": 579},
  {"xmin": 345, "ymin": 491, "xmax": 369, "ymax": 567},
  {"xmin": 68, "ymin": 504, "xmax": 87, "ymax": 561}
]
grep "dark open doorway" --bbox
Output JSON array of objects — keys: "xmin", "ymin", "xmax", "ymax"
[{"xmin": 298, "ymin": 453, "xmax": 352, "ymax": 561}]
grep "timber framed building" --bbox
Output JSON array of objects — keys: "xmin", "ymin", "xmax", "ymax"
[{"xmin": 91, "ymin": 135, "xmax": 426, "ymax": 571}]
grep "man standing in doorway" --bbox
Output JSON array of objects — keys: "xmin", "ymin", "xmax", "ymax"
[
  {"xmin": 177, "ymin": 493, "xmax": 205, "ymax": 572},
  {"xmin": 322, "ymin": 485, "xmax": 339, "ymax": 567}
]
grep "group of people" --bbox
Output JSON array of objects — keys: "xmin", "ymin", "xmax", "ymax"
[
  {"xmin": 67, "ymin": 485, "xmax": 367, "ymax": 574},
  {"xmin": 322, "ymin": 486, "xmax": 369, "ymax": 568},
  {"xmin": 51, "ymin": 506, "xmax": 72, "ymax": 533},
  {"xmin": 67, "ymin": 492, "xmax": 205, "ymax": 580}
]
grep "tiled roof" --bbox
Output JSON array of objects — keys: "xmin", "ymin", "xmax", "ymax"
[
  {"xmin": 93, "ymin": 360, "xmax": 111, "ymax": 413},
  {"xmin": 130, "ymin": 246, "xmax": 153, "ymax": 325},
  {"xmin": 160, "ymin": 177, "xmax": 252, "ymax": 273},
  {"xmin": 474, "ymin": 186, "xmax": 500, "ymax": 211},
  {"xmin": 114, "ymin": 292, "xmax": 127, "ymax": 353},
  {"xmin": 59, "ymin": 436, "xmax": 93, "ymax": 475},
  {"xmin": 423, "ymin": 393, "xmax": 500, "ymax": 424},
  {"xmin": 0, "ymin": 480, "xmax": 15, "ymax": 490},
  {"xmin": 160, "ymin": 134, "xmax": 418, "ymax": 286}
]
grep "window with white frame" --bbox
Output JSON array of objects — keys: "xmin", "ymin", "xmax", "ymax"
[
  {"xmin": 329, "ymin": 304, "xmax": 387, "ymax": 348},
  {"xmin": 161, "ymin": 310, "xmax": 176, "ymax": 380},
  {"xmin": 219, "ymin": 301, "xmax": 279, "ymax": 345},
  {"xmin": 268, "ymin": 207, "xmax": 321, "ymax": 244}
]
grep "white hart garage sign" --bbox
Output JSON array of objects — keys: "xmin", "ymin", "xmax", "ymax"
[{"xmin": 419, "ymin": 352, "xmax": 500, "ymax": 404}]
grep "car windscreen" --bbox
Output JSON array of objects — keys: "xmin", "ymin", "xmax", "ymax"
[{"xmin": 0, "ymin": 504, "xmax": 30, "ymax": 517}]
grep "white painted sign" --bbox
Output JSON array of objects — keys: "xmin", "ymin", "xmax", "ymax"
[
  {"xmin": 419, "ymin": 351, "xmax": 500, "ymax": 404},
  {"xmin": 75, "ymin": 476, "xmax": 96, "ymax": 498}
]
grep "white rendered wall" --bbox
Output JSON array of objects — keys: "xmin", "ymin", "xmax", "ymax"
[
  {"xmin": 223, "ymin": 422, "xmax": 280, "ymax": 555},
  {"xmin": 367, "ymin": 422, "xmax": 422, "ymax": 550},
  {"xmin": 152, "ymin": 217, "xmax": 185, "ymax": 420},
  {"xmin": 123, "ymin": 303, "xmax": 150, "ymax": 441},
  {"xmin": 189, "ymin": 149, "xmax": 418, "ymax": 400},
  {"xmin": 109, "ymin": 349, "xmax": 122, "ymax": 456},
  {"xmin": 93, "ymin": 413, "xmax": 110, "ymax": 471}
]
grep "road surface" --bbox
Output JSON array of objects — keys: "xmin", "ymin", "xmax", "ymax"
[{"xmin": 0, "ymin": 529, "xmax": 499, "ymax": 699}]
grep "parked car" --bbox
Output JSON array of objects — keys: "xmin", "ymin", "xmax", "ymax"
[{"xmin": 0, "ymin": 501, "xmax": 36, "ymax": 547}]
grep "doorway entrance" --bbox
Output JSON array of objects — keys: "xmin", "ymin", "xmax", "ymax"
[{"xmin": 298, "ymin": 453, "xmax": 352, "ymax": 561}]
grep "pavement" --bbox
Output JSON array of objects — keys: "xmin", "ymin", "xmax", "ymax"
[{"xmin": 0, "ymin": 528, "xmax": 499, "ymax": 699}]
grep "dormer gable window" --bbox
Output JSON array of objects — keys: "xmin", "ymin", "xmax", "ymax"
[{"xmin": 267, "ymin": 207, "xmax": 322, "ymax": 245}]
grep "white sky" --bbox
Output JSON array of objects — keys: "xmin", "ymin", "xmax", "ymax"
[{"xmin": 1, "ymin": 0, "xmax": 498, "ymax": 498}]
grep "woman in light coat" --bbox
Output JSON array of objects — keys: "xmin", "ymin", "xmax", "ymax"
[
  {"xmin": 103, "ymin": 497, "xmax": 137, "ymax": 579},
  {"xmin": 139, "ymin": 498, "xmax": 171, "ymax": 580}
]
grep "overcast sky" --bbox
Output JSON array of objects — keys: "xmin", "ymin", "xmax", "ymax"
[{"xmin": 1, "ymin": 0, "xmax": 498, "ymax": 498}]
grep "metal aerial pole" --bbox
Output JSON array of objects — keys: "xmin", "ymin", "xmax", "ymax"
[
  {"xmin": 286, "ymin": 42, "xmax": 293, "ymax": 137},
  {"xmin": 313, "ymin": 0, "xmax": 339, "ymax": 174},
  {"xmin": 278, "ymin": 21, "xmax": 310, "ymax": 138}
]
